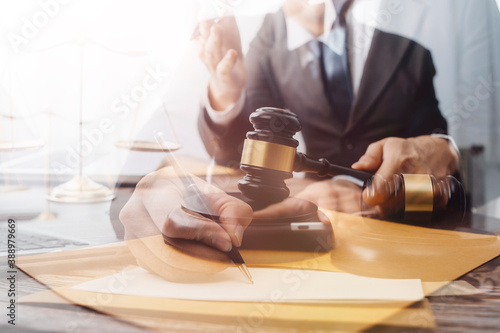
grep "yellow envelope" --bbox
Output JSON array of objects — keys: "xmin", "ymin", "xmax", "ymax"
[{"xmin": 17, "ymin": 211, "xmax": 499, "ymax": 331}]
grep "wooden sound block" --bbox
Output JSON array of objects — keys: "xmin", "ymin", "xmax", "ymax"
[{"xmin": 182, "ymin": 192, "xmax": 335, "ymax": 252}]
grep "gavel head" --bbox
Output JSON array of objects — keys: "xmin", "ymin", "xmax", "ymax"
[{"xmin": 238, "ymin": 107, "xmax": 302, "ymax": 204}]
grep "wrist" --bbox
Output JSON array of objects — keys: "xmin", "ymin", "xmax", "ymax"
[
  {"xmin": 429, "ymin": 134, "xmax": 460, "ymax": 175},
  {"xmin": 208, "ymin": 81, "xmax": 242, "ymax": 112}
]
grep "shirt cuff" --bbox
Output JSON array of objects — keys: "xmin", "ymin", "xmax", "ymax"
[
  {"xmin": 431, "ymin": 133, "xmax": 460, "ymax": 154},
  {"xmin": 204, "ymin": 88, "xmax": 245, "ymax": 126}
]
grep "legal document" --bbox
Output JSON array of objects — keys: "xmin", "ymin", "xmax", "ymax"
[{"xmin": 72, "ymin": 267, "xmax": 424, "ymax": 302}]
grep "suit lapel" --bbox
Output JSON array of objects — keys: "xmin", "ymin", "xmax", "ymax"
[
  {"xmin": 344, "ymin": 0, "xmax": 429, "ymax": 134},
  {"xmin": 344, "ymin": 29, "xmax": 412, "ymax": 133}
]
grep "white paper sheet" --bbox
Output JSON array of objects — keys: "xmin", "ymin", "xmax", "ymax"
[{"xmin": 71, "ymin": 267, "xmax": 424, "ymax": 303}]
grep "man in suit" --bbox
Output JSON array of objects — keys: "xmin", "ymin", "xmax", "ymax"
[
  {"xmin": 118, "ymin": 0, "xmax": 464, "ymax": 280},
  {"xmin": 197, "ymin": 0, "xmax": 459, "ymax": 208}
]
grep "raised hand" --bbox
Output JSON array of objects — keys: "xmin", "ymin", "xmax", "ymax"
[{"xmin": 197, "ymin": 17, "xmax": 246, "ymax": 111}]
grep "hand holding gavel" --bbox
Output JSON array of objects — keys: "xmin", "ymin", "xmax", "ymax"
[{"xmin": 238, "ymin": 108, "xmax": 465, "ymax": 223}]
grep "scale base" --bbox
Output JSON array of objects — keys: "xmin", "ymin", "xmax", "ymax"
[
  {"xmin": 47, "ymin": 175, "xmax": 115, "ymax": 203},
  {"xmin": 36, "ymin": 211, "xmax": 57, "ymax": 221},
  {"xmin": 0, "ymin": 140, "xmax": 45, "ymax": 152}
]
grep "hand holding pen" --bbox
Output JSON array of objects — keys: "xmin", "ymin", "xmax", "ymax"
[
  {"xmin": 154, "ymin": 131, "xmax": 253, "ymax": 283},
  {"xmin": 118, "ymin": 130, "xmax": 253, "ymax": 283}
]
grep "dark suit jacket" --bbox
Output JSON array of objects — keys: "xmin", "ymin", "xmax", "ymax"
[{"xmin": 198, "ymin": 10, "xmax": 447, "ymax": 170}]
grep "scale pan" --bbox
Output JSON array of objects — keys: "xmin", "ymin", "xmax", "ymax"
[{"xmin": 115, "ymin": 140, "xmax": 181, "ymax": 152}]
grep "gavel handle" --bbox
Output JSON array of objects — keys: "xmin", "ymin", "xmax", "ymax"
[{"xmin": 294, "ymin": 152, "xmax": 374, "ymax": 182}]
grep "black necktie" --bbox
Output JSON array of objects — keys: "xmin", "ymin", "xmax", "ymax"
[{"xmin": 320, "ymin": 0, "xmax": 353, "ymax": 128}]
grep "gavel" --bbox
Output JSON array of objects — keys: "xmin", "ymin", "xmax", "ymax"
[
  {"xmin": 238, "ymin": 107, "xmax": 373, "ymax": 204},
  {"xmin": 237, "ymin": 107, "xmax": 466, "ymax": 225}
]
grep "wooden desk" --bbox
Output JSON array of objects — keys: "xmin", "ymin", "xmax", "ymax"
[{"xmin": 2, "ymin": 177, "xmax": 500, "ymax": 332}]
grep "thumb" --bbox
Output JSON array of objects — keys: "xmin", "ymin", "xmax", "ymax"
[
  {"xmin": 362, "ymin": 159, "xmax": 402, "ymax": 207},
  {"xmin": 355, "ymin": 139, "xmax": 399, "ymax": 206},
  {"xmin": 352, "ymin": 139, "xmax": 385, "ymax": 171}
]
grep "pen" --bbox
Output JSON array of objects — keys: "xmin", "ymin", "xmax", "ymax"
[
  {"xmin": 154, "ymin": 131, "xmax": 253, "ymax": 284},
  {"xmin": 193, "ymin": 201, "xmax": 253, "ymax": 284}
]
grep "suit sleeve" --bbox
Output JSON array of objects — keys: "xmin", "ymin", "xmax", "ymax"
[
  {"xmin": 198, "ymin": 13, "xmax": 285, "ymax": 168},
  {"xmin": 405, "ymin": 47, "xmax": 448, "ymax": 137}
]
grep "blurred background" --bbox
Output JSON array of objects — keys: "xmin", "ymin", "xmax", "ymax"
[{"xmin": 0, "ymin": 0, "xmax": 284, "ymax": 183}]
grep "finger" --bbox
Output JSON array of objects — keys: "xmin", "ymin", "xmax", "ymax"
[
  {"xmin": 375, "ymin": 150, "xmax": 405, "ymax": 181},
  {"xmin": 360, "ymin": 140, "xmax": 402, "ymax": 206},
  {"xmin": 362, "ymin": 173, "xmax": 396, "ymax": 207},
  {"xmin": 196, "ymin": 19, "xmax": 213, "ymax": 60},
  {"xmin": 218, "ymin": 16, "xmax": 243, "ymax": 55},
  {"xmin": 197, "ymin": 35, "xmax": 207, "ymax": 61},
  {"xmin": 316, "ymin": 210, "xmax": 331, "ymax": 225},
  {"xmin": 208, "ymin": 192, "xmax": 253, "ymax": 247},
  {"xmin": 183, "ymin": 178, "xmax": 252, "ymax": 249},
  {"xmin": 374, "ymin": 137, "xmax": 428, "ymax": 177},
  {"xmin": 216, "ymin": 49, "xmax": 238, "ymax": 79},
  {"xmin": 352, "ymin": 139, "xmax": 386, "ymax": 171},
  {"xmin": 199, "ymin": 19, "xmax": 213, "ymax": 39},
  {"xmin": 205, "ymin": 25, "xmax": 223, "ymax": 73},
  {"xmin": 165, "ymin": 207, "xmax": 233, "ymax": 252},
  {"xmin": 372, "ymin": 191, "xmax": 401, "ymax": 218}
]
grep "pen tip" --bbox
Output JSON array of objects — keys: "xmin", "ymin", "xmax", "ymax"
[{"xmin": 237, "ymin": 264, "xmax": 254, "ymax": 284}]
